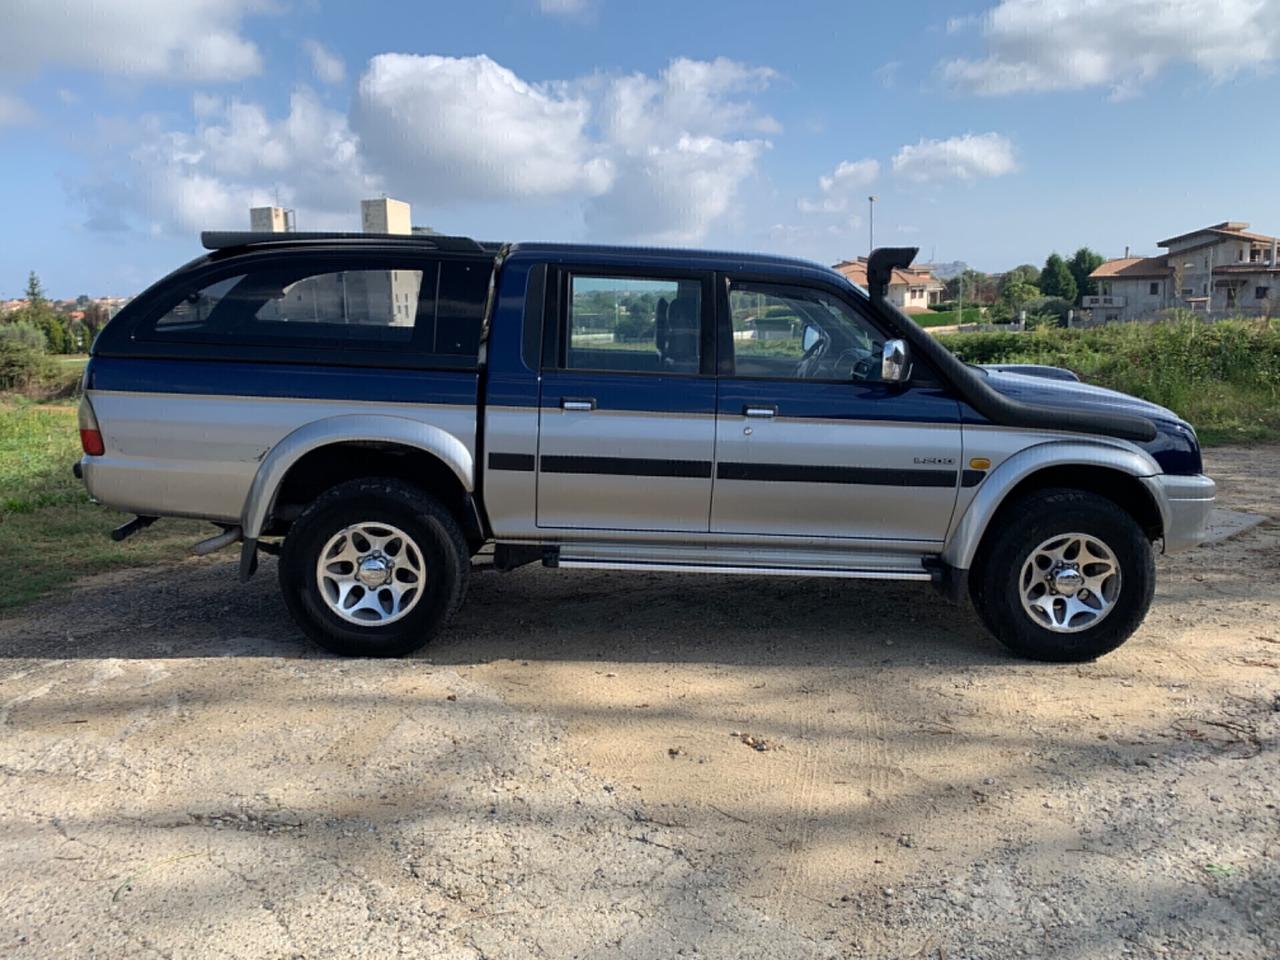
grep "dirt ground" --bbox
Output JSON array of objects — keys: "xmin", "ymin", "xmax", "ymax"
[{"xmin": 1, "ymin": 446, "xmax": 1277, "ymax": 959}]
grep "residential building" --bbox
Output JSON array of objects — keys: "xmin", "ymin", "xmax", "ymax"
[
  {"xmin": 361, "ymin": 197, "xmax": 412, "ymax": 236},
  {"xmin": 832, "ymin": 258, "xmax": 945, "ymax": 313},
  {"xmin": 1087, "ymin": 221, "xmax": 1279, "ymax": 322},
  {"xmin": 249, "ymin": 206, "xmax": 294, "ymax": 232}
]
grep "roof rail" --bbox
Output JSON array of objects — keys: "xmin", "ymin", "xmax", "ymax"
[{"xmin": 200, "ymin": 231, "xmax": 489, "ymax": 254}]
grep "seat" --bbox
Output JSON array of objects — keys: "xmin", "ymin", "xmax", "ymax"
[{"xmin": 662, "ymin": 295, "xmax": 700, "ymax": 373}]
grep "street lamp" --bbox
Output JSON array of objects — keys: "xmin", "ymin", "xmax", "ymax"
[{"xmin": 868, "ymin": 196, "xmax": 878, "ymax": 254}]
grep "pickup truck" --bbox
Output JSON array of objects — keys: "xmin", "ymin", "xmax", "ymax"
[{"xmin": 76, "ymin": 232, "xmax": 1215, "ymax": 661}]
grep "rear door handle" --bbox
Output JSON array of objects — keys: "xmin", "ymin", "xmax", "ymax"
[
  {"xmin": 743, "ymin": 404, "xmax": 777, "ymax": 418},
  {"xmin": 561, "ymin": 398, "xmax": 596, "ymax": 412}
]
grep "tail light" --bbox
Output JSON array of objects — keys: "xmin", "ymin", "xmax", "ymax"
[
  {"xmin": 77, "ymin": 396, "xmax": 104, "ymax": 456},
  {"xmin": 79, "ymin": 428, "xmax": 105, "ymax": 456}
]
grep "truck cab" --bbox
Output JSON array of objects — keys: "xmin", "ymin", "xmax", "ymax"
[{"xmin": 78, "ymin": 233, "xmax": 1216, "ymax": 662}]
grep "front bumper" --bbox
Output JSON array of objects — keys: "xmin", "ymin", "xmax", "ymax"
[{"xmin": 1142, "ymin": 473, "xmax": 1217, "ymax": 553}]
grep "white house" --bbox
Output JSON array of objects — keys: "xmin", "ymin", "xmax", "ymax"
[
  {"xmin": 1087, "ymin": 221, "xmax": 1279, "ymax": 322},
  {"xmin": 832, "ymin": 258, "xmax": 945, "ymax": 314}
]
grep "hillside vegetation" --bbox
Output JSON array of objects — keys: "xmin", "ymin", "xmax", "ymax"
[{"xmin": 938, "ymin": 318, "xmax": 1280, "ymax": 445}]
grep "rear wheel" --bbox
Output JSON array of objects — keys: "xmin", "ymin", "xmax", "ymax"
[
  {"xmin": 970, "ymin": 489, "xmax": 1155, "ymax": 662},
  {"xmin": 279, "ymin": 478, "xmax": 469, "ymax": 657}
]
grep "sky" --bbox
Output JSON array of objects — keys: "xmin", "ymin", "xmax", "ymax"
[{"xmin": 2, "ymin": 0, "xmax": 1280, "ymax": 298}]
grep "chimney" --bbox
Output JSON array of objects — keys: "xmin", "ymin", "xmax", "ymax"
[{"xmin": 1124, "ymin": 245, "xmax": 1130, "ymax": 258}]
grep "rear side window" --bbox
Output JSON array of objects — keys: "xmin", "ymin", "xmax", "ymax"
[
  {"xmin": 565, "ymin": 274, "xmax": 702, "ymax": 374},
  {"xmin": 154, "ymin": 269, "xmax": 423, "ymax": 345},
  {"xmin": 142, "ymin": 258, "xmax": 491, "ymax": 362}
]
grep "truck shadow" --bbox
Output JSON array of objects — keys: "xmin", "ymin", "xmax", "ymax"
[{"xmin": 0, "ymin": 555, "xmax": 1011, "ymax": 666}]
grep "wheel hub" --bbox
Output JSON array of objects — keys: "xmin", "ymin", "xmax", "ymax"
[
  {"xmin": 356, "ymin": 554, "xmax": 393, "ymax": 587},
  {"xmin": 314, "ymin": 522, "xmax": 426, "ymax": 626},
  {"xmin": 1019, "ymin": 533, "xmax": 1121, "ymax": 634},
  {"xmin": 1048, "ymin": 565, "xmax": 1085, "ymax": 595}
]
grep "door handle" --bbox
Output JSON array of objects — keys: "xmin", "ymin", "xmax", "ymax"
[
  {"xmin": 561, "ymin": 398, "xmax": 596, "ymax": 412},
  {"xmin": 743, "ymin": 404, "xmax": 777, "ymax": 418}
]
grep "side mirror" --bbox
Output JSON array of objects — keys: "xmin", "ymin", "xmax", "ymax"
[
  {"xmin": 801, "ymin": 325, "xmax": 821, "ymax": 352},
  {"xmin": 881, "ymin": 339, "xmax": 911, "ymax": 382}
]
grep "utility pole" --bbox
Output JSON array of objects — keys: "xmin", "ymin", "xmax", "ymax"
[{"xmin": 868, "ymin": 196, "xmax": 878, "ymax": 254}]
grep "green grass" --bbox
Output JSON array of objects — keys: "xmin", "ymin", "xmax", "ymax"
[
  {"xmin": 914, "ymin": 307, "xmax": 984, "ymax": 328},
  {"xmin": 0, "ymin": 399, "xmax": 204, "ymax": 611},
  {"xmin": 937, "ymin": 318, "xmax": 1280, "ymax": 445}
]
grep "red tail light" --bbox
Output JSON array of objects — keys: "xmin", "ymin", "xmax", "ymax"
[{"xmin": 80, "ymin": 428, "xmax": 105, "ymax": 456}]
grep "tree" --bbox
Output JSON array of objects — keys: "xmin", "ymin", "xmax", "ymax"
[
  {"xmin": 999, "ymin": 279, "xmax": 1039, "ymax": 316},
  {"xmin": 8, "ymin": 272, "xmax": 69, "ymax": 353},
  {"xmin": 1068, "ymin": 247, "xmax": 1105, "ymax": 298},
  {"xmin": 1005, "ymin": 264, "xmax": 1041, "ymax": 290},
  {"xmin": 1040, "ymin": 253, "xmax": 1078, "ymax": 302}
]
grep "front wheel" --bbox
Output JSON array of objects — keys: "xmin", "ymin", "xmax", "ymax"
[
  {"xmin": 970, "ymin": 489, "xmax": 1155, "ymax": 662},
  {"xmin": 278, "ymin": 478, "xmax": 469, "ymax": 657}
]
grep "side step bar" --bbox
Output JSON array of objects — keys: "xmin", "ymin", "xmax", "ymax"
[{"xmin": 553, "ymin": 558, "xmax": 932, "ymax": 581}]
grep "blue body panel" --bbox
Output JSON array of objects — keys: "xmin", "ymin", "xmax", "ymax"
[
  {"xmin": 716, "ymin": 379, "xmax": 961, "ymax": 424},
  {"xmin": 980, "ymin": 369, "xmax": 1202, "ymax": 475},
  {"xmin": 87, "ymin": 356, "xmax": 478, "ymax": 406}
]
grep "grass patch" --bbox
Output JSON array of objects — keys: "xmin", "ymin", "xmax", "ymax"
[
  {"xmin": 0, "ymin": 398, "xmax": 203, "ymax": 611},
  {"xmin": 914, "ymin": 307, "xmax": 984, "ymax": 328},
  {"xmin": 937, "ymin": 318, "xmax": 1280, "ymax": 445}
]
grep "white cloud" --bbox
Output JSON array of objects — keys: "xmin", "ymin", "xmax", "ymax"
[
  {"xmin": 892, "ymin": 133, "xmax": 1017, "ymax": 183},
  {"xmin": 79, "ymin": 52, "xmax": 778, "ymax": 247},
  {"xmin": 586, "ymin": 57, "xmax": 777, "ymax": 243},
  {"xmin": 84, "ymin": 89, "xmax": 377, "ymax": 235},
  {"xmin": 350, "ymin": 53, "xmax": 776, "ymax": 244},
  {"xmin": 943, "ymin": 0, "xmax": 1280, "ymax": 96},
  {"xmin": 0, "ymin": 93, "xmax": 35, "ymax": 128},
  {"xmin": 351, "ymin": 54, "xmax": 613, "ymax": 204},
  {"xmin": 600, "ymin": 57, "xmax": 779, "ymax": 149},
  {"xmin": 2, "ymin": 0, "xmax": 264, "ymax": 82},
  {"xmin": 538, "ymin": 0, "xmax": 592, "ymax": 14},
  {"xmin": 304, "ymin": 39, "xmax": 346, "ymax": 86},
  {"xmin": 584, "ymin": 135, "xmax": 767, "ymax": 246},
  {"xmin": 797, "ymin": 159, "xmax": 879, "ymax": 214}
]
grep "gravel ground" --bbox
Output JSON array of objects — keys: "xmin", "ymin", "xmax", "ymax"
[{"xmin": 1, "ymin": 445, "xmax": 1277, "ymax": 959}]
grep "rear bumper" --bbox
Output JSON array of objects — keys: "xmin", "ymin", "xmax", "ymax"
[{"xmin": 1144, "ymin": 473, "xmax": 1217, "ymax": 553}]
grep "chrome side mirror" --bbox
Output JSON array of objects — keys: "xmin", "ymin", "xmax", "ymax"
[{"xmin": 881, "ymin": 338, "xmax": 911, "ymax": 382}]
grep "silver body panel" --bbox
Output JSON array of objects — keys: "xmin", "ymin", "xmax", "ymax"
[
  {"xmin": 481, "ymin": 405, "xmax": 540, "ymax": 540},
  {"xmin": 941, "ymin": 435, "xmax": 1163, "ymax": 570},
  {"xmin": 711, "ymin": 414, "xmax": 961, "ymax": 541},
  {"xmin": 83, "ymin": 393, "xmax": 1215, "ymax": 582},
  {"xmin": 82, "ymin": 391, "xmax": 475, "ymax": 534},
  {"xmin": 1143, "ymin": 473, "xmax": 1217, "ymax": 553},
  {"xmin": 535, "ymin": 408, "xmax": 716, "ymax": 532}
]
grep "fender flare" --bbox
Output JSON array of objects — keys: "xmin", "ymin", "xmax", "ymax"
[
  {"xmin": 942, "ymin": 439, "xmax": 1165, "ymax": 571},
  {"xmin": 240, "ymin": 414, "xmax": 474, "ymax": 539}
]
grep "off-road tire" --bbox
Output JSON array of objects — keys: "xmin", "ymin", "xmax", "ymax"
[
  {"xmin": 278, "ymin": 478, "xmax": 469, "ymax": 657},
  {"xmin": 970, "ymin": 488, "xmax": 1155, "ymax": 662}
]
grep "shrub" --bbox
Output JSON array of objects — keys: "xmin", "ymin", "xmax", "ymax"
[
  {"xmin": 0, "ymin": 321, "xmax": 48, "ymax": 351},
  {"xmin": 937, "ymin": 318, "xmax": 1280, "ymax": 443},
  {"xmin": 0, "ymin": 339, "xmax": 56, "ymax": 391}
]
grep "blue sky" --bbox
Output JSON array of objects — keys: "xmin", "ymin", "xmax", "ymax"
[{"xmin": 3, "ymin": 0, "xmax": 1280, "ymax": 297}]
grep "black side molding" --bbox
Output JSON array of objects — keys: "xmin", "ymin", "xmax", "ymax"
[{"xmin": 865, "ymin": 247, "xmax": 1157, "ymax": 443}]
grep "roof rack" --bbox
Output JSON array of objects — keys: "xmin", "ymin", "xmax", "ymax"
[{"xmin": 200, "ymin": 231, "xmax": 489, "ymax": 254}]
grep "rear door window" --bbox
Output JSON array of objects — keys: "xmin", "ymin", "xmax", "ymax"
[{"xmin": 563, "ymin": 274, "xmax": 705, "ymax": 374}]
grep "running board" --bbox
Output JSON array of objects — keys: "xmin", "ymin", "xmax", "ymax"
[{"xmin": 554, "ymin": 558, "xmax": 932, "ymax": 581}]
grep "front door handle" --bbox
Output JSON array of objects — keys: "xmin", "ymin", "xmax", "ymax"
[
  {"xmin": 561, "ymin": 398, "xmax": 596, "ymax": 412},
  {"xmin": 743, "ymin": 404, "xmax": 777, "ymax": 418}
]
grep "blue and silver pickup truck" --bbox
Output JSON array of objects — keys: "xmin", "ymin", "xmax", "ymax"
[{"xmin": 76, "ymin": 232, "xmax": 1215, "ymax": 661}]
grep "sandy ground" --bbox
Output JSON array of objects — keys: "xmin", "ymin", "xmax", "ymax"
[{"xmin": 1, "ymin": 446, "xmax": 1277, "ymax": 959}]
